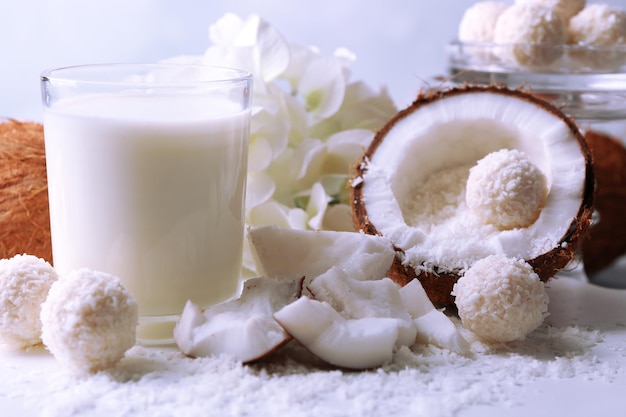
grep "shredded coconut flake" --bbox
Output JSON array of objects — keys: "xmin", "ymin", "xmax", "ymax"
[
  {"xmin": 399, "ymin": 164, "xmax": 513, "ymax": 273},
  {"xmin": 1, "ymin": 316, "xmax": 620, "ymax": 417},
  {"xmin": 351, "ymin": 176, "xmax": 363, "ymax": 188},
  {"xmin": 402, "ymin": 165, "xmax": 470, "ymax": 228}
]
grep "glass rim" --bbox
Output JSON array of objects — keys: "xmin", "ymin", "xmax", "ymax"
[
  {"xmin": 447, "ymin": 39, "xmax": 626, "ymax": 52},
  {"xmin": 40, "ymin": 63, "xmax": 253, "ymax": 87}
]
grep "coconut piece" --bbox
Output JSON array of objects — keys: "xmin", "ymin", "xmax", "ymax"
[
  {"xmin": 173, "ymin": 277, "xmax": 300, "ymax": 363},
  {"xmin": 307, "ymin": 266, "xmax": 469, "ymax": 354},
  {"xmin": 306, "ymin": 266, "xmax": 416, "ymax": 347},
  {"xmin": 0, "ymin": 254, "xmax": 58, "ymax": 348},
  {"xmin": 412, "ymin": 310, "xmax": 470, "ymax": 355},
  {"xmin": 493, "ymin": 3, "xmax": 568, "ymax": 67},
  {"xmin": 458, "ymin": 1, "xmax": 509, "ymax": 43},
  {"xmin": 0, "ymin": 121, "xmax": 51, "ymax": 264},
  {"xmin": 582, "ymin": 130, "xmax": 626, "ymax": 275},
  {"xmin": 40, "ymin": 268, "xmax": 138, "ymax": 374},
  {"xmin": 398, "ymin": 277, "xmax": 434, "ymax": 319},
  {"xmin": 248, "ymin": 226, "xmax": 395, "ymax": 281},
  {"xmin": 398, "ymin": 279, "xmax": 469, "ymax": 355},
  {"xmin": 516, "ymin": 0, "xmax": 585, "ymax": 22},
  {"xmin": 274, "ymin": 296, "xmax": 398, "ymax": 369},
  {"xmin": 466, "ymin": 148, "xmax": 548, "ymax": 230},
  {"xmin": 452, "ymin": 255, "xmax": 549, "ymax": 343},
  {"xmin": 351, "ymin": 85, "xmax": 594, "ymax": 307}
]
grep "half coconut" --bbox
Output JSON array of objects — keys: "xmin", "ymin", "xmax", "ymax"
[{"xmin": 351, "ymin": 85, "xmax": 594, "ymax": 306}]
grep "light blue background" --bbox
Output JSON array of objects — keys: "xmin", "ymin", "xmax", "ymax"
[{"xmin": 1, "ymin": 0, "xmax": 623, "ymax": 121}]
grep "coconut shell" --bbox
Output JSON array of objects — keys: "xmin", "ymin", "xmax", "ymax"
[
  {"xmin": 351, "ymin": 85, "xmax": 595, "ymax": 307},
  {"xmin": 0, "ymin": 120, "xmax": 52, "ymax": 263},
  {"xmin": 582, "ymin": 130, "xmax": 626, "ymax": 276}
]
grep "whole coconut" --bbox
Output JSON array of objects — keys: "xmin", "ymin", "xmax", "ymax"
[
  {"xmin": 582, "ymin": 130, "xmax": 626, "ymax": 275},
  {"xmin": 0, "ymin": 120, "xmax": 51, "ymax": 264}
]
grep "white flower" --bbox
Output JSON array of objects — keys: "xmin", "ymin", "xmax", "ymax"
[
  {"xmin": 298, "ymin": 55, "xmax": 347, "ymax": 120},
  {"xmin": 324, "ymin": 129, "xmax": 374, "ymax": 174},
  {"xmin": 204, "ymin": 13, "xmax": 290, "ymax": 92},
  {"xmin": 309, "ymin": 81, "xmax": 397, "ymax": 138}
]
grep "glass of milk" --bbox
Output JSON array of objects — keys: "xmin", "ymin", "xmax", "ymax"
[{"xmin": 41, "ymin": 64, "xmax": 253, "ymax": 343}]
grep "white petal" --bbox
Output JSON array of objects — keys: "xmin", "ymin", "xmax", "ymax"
[
  {"xmin": 309, "ymin": 82, "xmax": 397, "ymax": 137},
  {"xmin": 241, "ymin": 230, "xmax": 259, "ymax": 277},
  {"xmin": 324, "ymin": 129, "xmax": 374, "ymax": 174},
  {"xmin": 327, "ymin": 128, "xmax": 374, "ymax": 147},
  {"xmin": 255, "ymin": 18, "xmax": 290, "ymax": 82},
  {"xmin": 290, "ymin": 138, "xmax": 327, "ymax": 183},
  {"xmin": 248, "ymin": 136, "xmax": 275, "ymax": 172},
  {"xmin": 246, "ymin": 171, "xmax": 276, "ymax": 210},
  {"xmin": 232, "ymin": 15, "xmax": 262, "ymax": 46},
  {"xmin": 265, "ymin": 148, "xmax": 296, "ymax": 203},
  {"xmin": 319, "ymin": 174, "xmax": 350, "ymax": 203},
  {"xmin": 298, "ymin": 56, "xmax": 346, "ymax": 119},
  {"xmin": 334, "ymin": 47, "xmax": 357, "ymax": 66},
  {"xmin": 287, "ymin": 208, "xmax": 309, "ymax": 230},
  {"xmin": 282, "ymin": 43, "xmax": 320, "ymax": 90},
  {"xmin": 322, "ymin": 204, "xmax": 356, "ymax": 232},
  {"xmin": 247, "ymin": 200, "xmax": 291, "ymax": 228},
  {"xmin": 306, "ymin": 182, "xmax": 330, "ymax": 230},
  {"xmin": 208, "ymin": 13, "xmax": 245, "ymax": 46},
  {"xmin": 203, "ymin": 45, "xmax": 257, "ymax": 77}
]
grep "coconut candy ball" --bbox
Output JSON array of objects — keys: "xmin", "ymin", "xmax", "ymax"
[
  {"xmin": 493, "ymin": 3, "xmax": 568, "ymax": 67},
  {"xmin": 452, "ymin": 255, "xmax": 549, "ymax": 343},
  {"xmin": 569, "ymin": 4, "xmax": 626, "ymax": 46},
  {"xmin": 40, "ymin": 268, "xmax": 138, "ymax": 373},
  {"xmin": 458, "ymin": 1, "xmax": 509, "ymax": 43},
  {"xmin": 466, "ymin": 148, "xmax": 548, "ymax": 230},
  {"xmin": 516, "ymin": 0, "xmax": 585, "ymax": 22},
  {"xmin": 0, "ymin": 254, "xmax": 58, "ymax": 348}
]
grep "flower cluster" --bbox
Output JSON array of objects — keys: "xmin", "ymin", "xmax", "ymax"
[{"xmin": 165, "ymin": 13, "xmax": 397, "ymax": 274}]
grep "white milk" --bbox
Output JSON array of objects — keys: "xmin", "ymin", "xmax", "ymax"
[{"xmin": 44, "ymin": 93, "xmax": 249, "ymax": 337}]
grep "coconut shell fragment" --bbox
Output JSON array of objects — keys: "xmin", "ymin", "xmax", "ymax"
[
  {"xmin": 582, "ymin": 130, "xmax": 626, "ymax": 276},
  {"xmin": 0, "ymin": 120, "xmax": 52, "ymax": 264},
  {"xmin": 351, "ymin": 85, "xmax": 595, "ymax": 307}
]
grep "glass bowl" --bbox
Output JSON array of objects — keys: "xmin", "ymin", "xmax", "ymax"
[{"xmin": 445, "ymin": 41, "xmax": 626, "ymax": 124}]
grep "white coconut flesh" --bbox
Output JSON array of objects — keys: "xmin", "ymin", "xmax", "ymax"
[
  {"xmin": 274, "ymin": 296, "xmax": 400, "ymax": 370},
  {"xmin": 173, "ymin": 277, "xmax": 300, "ymax": 363},
  {"xmin": 305, "ymin": 266, "xmax": 417, "ymax": 347},
  {"xmin": 356, "ymin": 89, "xmax": 588, "ymax": 275},
  {"xmin": 399, "ymin": 279, "xmax": 469, "ymax": 355},
  {"xmin": 248, "ymin": 225, "xmax": 395, "ymax": 281},
  {"xmin": 175, "ymin": 226, "xmax": 472, "ymax": 368}
]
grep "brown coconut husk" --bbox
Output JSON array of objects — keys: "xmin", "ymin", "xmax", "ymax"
[
  {"xmin": 582, "ymin": 130, "xmax": 626, "ymax": 276},
  {"xmin": 351, "ymin": 85, "xmax": 595, "ymax": 307},
  {"xmin": 0, "ymin": 120, "xmax": 52, "ymax": 263}
]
